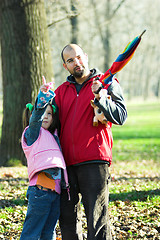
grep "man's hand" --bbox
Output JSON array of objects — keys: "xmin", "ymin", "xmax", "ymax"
[{"xmin": 91, "ymin": 78, "xmax": 102, "ymax": 100}]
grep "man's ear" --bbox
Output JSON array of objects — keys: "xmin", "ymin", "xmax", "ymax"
[{"xmin": 63, "ymin": 63, "xmax": 68, "ymax": 70}]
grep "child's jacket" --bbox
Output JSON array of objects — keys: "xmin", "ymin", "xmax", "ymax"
[{"xmin": 21, "ymin": 127, "xmax": 69, "ymax": 188}]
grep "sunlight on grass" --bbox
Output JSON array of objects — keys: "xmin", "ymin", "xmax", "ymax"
[
  {"xmin": 110, "ymin": 180, "xmax": 160, "ymax": 195},
  {"xmin": 112, "ymin": 101, "xmax": 160, "ymax": 162},
  {"xmin": 0, "ymin": 100, "xmax": 159, "ymax": 239},
  {"xmin": 112, "ymin": 101, "xmax": 160, "ymax": 139},
  {"xmin": 112, "ymin": 138, "xmax": 160, "ymax": 161}
]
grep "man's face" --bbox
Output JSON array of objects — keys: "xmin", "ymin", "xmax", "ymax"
[{"xmin": 63, "ymin": 46, "xmax": 89, "ymax": 78}]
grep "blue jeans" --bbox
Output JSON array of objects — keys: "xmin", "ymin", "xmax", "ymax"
[
  {"xmin": 59, "ymin": 163, "xmax": 112, "ymax": 240},
  {"xmin": 20, "ymin": 186, "xmax": 60, "ymax": 240}
]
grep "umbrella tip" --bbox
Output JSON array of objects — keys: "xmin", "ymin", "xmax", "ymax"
[{"xmin": 139, "ymin": 30, "xmax": 146, "ymax": 38}]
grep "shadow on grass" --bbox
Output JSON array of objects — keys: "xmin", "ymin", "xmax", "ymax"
[
  {"xmin": 0, "ymin": 178, "xmax": 159, "ymax": 207},
  {"xmin": 113, "ymin": 135, "xmax": 160, "ymax": 140},
  {"xmin": 0, "ymin": 177, "xmax": 28, "ymax": 182},
  {"xmin": 1, "ymin": 189, "xmax": 160, "ymax": 209},
  {"xmin": 0, "ymin": 177, "xmax": 28, "ymax": 208},
  {"xmin": 0, "ymin": 198, "xmax": 28, "ymax": 208},
  {"xmin": 110, "ymin": 188, "xmax": 160, "ymax": 202},
  {"xmin": 114, "ymin": 176, "xmax": 160, "ymax": 181}
]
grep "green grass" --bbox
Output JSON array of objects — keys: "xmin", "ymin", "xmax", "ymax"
[
  {"xmin": 0, "ymin": 100, "xmax": 160, "ymax": 239},
  {"xmin": 0, "ymin": 99, "xmax": 160, "ymax": 163},
  {"xmin": 108, "ymin": 101, "xmax": 160, "ymax": 238},
  {"xmin": 6, "ymin": 158, "xmax": 23, "ymax": 167},
  {"xmin": 112, "ymin": 101, "xmax": 160, "ymax": 162}
]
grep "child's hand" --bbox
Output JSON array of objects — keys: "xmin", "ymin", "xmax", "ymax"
[
  {"xmin": 40, "ymin": 76, "xmax": 54, "ymax": 93},
  {"xmin": 37, "ymin": 76, "xmax": 55, "ymax": 108}
]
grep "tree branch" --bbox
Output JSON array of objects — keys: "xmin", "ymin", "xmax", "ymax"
[
  {"xmin": 47, "ymin": 12, "xmax": 80, "ymax": 28},
  {"xmin": 111, "ymin": 0, "xmax": 127, "ymax": 18}
]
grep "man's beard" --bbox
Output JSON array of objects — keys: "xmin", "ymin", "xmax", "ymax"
[
  {"xmin": 73, "ymin": 67, "xmax": 85, "ymax": 78},
  {"xmin": 73, "ymin": 70, "xmax": 84, "ymax": 78}
]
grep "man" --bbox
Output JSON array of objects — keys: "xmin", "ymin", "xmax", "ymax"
[{"xmin": 54, "ymin": 44, "xmax": 127, "ymax": 240}]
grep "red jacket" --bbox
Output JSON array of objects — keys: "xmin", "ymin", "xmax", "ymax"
[{"xmin": 55, "ymin": 75, "xmax": 113, "ymax": 167}]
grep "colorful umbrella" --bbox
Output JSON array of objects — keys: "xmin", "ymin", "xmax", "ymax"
[{"xmin": 99, "ymin": 30, "xmax": 146, "ymax": 87}]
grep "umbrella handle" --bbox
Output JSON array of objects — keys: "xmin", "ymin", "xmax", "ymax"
[{"xmin": 139, "ymin": 30, "xmax": 146, "ymax": 38}]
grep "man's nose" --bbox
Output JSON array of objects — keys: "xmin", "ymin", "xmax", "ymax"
[{"xmin": 74, "ymin": 57, "xmax": 80, "ymax": 65}]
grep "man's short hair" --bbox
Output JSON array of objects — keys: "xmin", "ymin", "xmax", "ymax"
[{"xmin": 61, "ymin": 44, "xmax": 84, "ymax": 63}]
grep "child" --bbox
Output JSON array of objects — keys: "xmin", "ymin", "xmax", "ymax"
[{"xmin": 20, "ymin": 80, "xmax": 69, "ymax": 240}]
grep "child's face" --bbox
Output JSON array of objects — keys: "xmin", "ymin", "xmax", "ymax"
[{"xmin": 42, "ymin": 105, "xmax": 53, "ymax": 130}]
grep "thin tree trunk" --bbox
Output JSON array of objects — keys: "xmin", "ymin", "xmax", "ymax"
[{"xmin": 70, "ymin": 0, "xmax": 78, "ymax": 43}]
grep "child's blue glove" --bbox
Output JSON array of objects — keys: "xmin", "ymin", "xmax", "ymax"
[{"xmin": 37, "ymin": 89, "xmax": 55, "ymax": 109}]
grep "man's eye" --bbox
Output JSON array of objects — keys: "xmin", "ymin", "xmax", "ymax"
[{"xmin": 67, "ymin": 59, "xmax": 73, "ymax": 63}]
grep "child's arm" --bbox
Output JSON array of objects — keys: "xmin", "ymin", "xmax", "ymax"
[
  {"xmin": 24, "ymin": 77, "xmax": 55, "ymax": 146},
  {"xmin": 24, "ymin": 107, "xmax": 45, "ymax": 146}
]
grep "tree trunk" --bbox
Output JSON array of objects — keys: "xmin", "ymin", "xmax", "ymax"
[
  {"xmin": 103, "ymin": 27, "xmax": 110, "ymax": 71},
  {"xmin": 0, "ymin": 0, "xmax": 53, "ymax": 166},
  {"xmin": 70, "ymin": 0, "xmax": 78, "ymax": 43},
  {"xmin": 103, "ymin": 0, "xmax": 110, "ymax": 71}
]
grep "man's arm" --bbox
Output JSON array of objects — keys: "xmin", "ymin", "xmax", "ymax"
[{"xmin": 93, "ymin": 79, "xmax": 127, "ymax": 125}]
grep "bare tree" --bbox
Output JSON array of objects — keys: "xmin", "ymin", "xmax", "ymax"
[
  {"xmin": 90, "ymin": 0, "xmax": 126, "ymax": 71},
  {"xmin": 70, "ymin": 0, "xmax": 78, "ymax": 43},
  {"xmin": 0, "ymin": 0, "xmax": 53, "ymax": 166},
  {"xmin": 40, "ymin": 0, "xmax": 160, "ymax": 99}
]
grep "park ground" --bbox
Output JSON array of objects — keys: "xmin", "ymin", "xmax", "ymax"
[{"xmin": 0, "ymin": 100, "xmax": 160, "ymax": 239}]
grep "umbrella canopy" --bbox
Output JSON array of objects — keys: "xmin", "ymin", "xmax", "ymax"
[{"xmin": 100, "ymin": 30, "xmax": 146, "ymax": 87}]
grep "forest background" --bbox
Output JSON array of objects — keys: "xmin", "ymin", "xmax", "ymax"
[
  {"xmin": 0, "ymin": 0, "xmax": 160, "ymax": 166},
  {"xmin": 0, "ymin": 0, "xmax": 160, "ymax": 239},
  {"xmin": 1, "ymin": 0, "xmax": 159, "ymax": 98}
]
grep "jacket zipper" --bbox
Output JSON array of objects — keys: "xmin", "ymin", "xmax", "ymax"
[
  {"xmin": 69, "ymin": 80, "xmax": 93, "ymax": 162},
  {"xmin": 71, "ymin": 92, "xmax": 79, "ymax": 161}
]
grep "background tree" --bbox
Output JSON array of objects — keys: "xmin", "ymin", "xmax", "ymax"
[
  {"xmin": 0, "ymin": 0, "xmax": 53, "ymax": 166},
  {"xmin": 45, "ymin": 0, "xmax": 160, "ymax": 100},
  {"xmin": 90, "ymin": 0, "xmax": 126, "ymax": 71},
  {"xmin": 70, "ymin": 0, "xmax": 78, "ymax": 43},
  {"xmin": 0, "ymin": 0, "xmax": 159, "ymax": 165}
]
